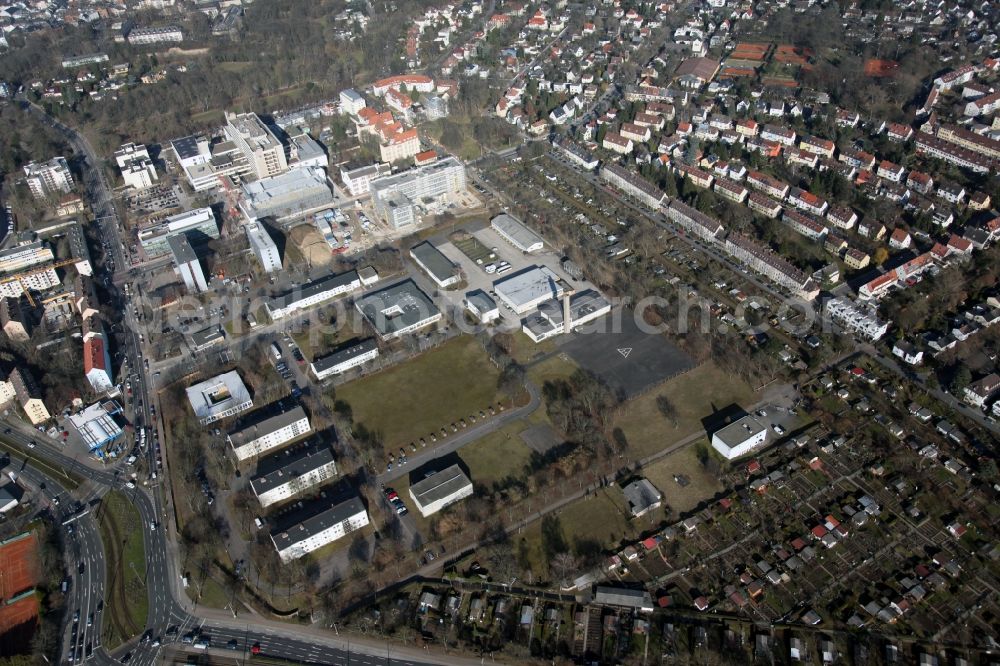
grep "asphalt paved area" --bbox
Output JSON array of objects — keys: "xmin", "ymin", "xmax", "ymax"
[{"xmin": 559, "ymin": 309, "xmax": 695, "ymax": 398}]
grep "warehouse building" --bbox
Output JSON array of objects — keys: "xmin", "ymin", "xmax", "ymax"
[
  {"xmin": 227, "ymin": 405, "xmax": 311, "ymax": 461},
  {"xmin": 356, "ymin": 279, "xmax": 441, "ymax": 340},
  {"xmin": 265, "ymin": 270, "xmax": 361, "ymax": 320},
  {"xmin": 250, "ymin": 442, "xmax": 337, "ymax": 507},
  {"xmin": 186, "ymin": 371, "xmax": 253, "ymax": 426},
  {"xmin": 593, "ymin": 587, "xmax": 655, "ymax": 613},
  {"xmin": 711, "ymin": 414, "xmax": 768, "ymax": 460},
  {"xmin": 491, "ymin": 213, "xmax": 544, "ymax": 253},
  {"xmin": 409, "ymin": 464, "xmax": 473, "ymax": 517},
  {"xmin": 464, "ymin": 290, "xmax": 499, "ymax": 323},
  {"xmin": 522, "ymin": 289, "xmax": 611, "ymax": 342},
  {"xmin": 311, "ymin": 339, "xmax": 380, "ymax": 380},
  {"xmin": 410, "ymin": 241, "xmax": 459, "ymax": 288},
  {"xmin": 271, "ymin": 495, "xmax": 370, "ymax": 562},
  {"xmin": 493, "ymin": 266, "xmax": 564, "ymax": 314}
]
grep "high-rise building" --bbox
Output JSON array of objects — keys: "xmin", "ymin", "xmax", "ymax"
[
  {"xmin": 168, "ymin": 234, "xmax": 209, "ymax": 293},
  {"xmin": 370, "ymin": 157, "xmax": 465, "ymax": 229},
  {"xmin": 23, "ymin": 158, "xmax": 74, "ymax": 199},
  {"xmin": 245, "ymin": 222, "xmax": 282, "ymax": 273},
  {"xmin": 223, "ymin": 112, "xmax": 288, "ymax": 179}
]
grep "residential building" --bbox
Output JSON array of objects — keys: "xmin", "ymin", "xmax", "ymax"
[
  {"xmin": 826, "ymin": 206, "xmax": 858, "ymax": 230},
  {"xmin": 287, "ymin": 133, "xmax": 328, "ymax": 170},
  {"xmin": 409, "ymin": 464, "xmax": 473, "ymax": 517},
  {"xmin": 339, "ymin": 88, "xmax": 366, "ymax": 116},
  {"xmin": 915, "ymin": 133, "xmax": 992, "ymax": 174},
  {"xmin": 892, "ymin": 341, "xmax": 923, "ymax": 365},
  {"xmin": 599, "ymin": 164, "xmax": 665, "ymax": 210},
  {"xmin": 223, "ymin": 112, "xmax": 288, "ymax": 179},
  {"xmin": 747, "ymin": 192, "xmax": 781, "ymax": 218},
  {"xmin": 83, "ymin": 325, "xmax": 113, "ymax": 392},
  {"xmin": 114, "ymin": 143, "xmax": 157, "ymax": 190},
  {"xmin": 311, "ymin": 339, "xmax": 380, "ymax": 380},
  {"xmin": 23, "ymin": 158, "xmax": 74, "ymax": 199},
  {"xmin": 270, "ymin": 495, "xmax": 369, "ymax": 563},
  {"xmin": 553, "ymin": 138, "xmax": 599, "ymax": 170},
  {"xmin": 622, "ymin": 479, "xmax": 662, "ymax": 517},
  {"xmin": 664, "ymin": 200, "xmax": 724, "ymax": 241},
  {"xmin": 825, "ymin": 298, "xmax": 888, "ymax": 341},
  {"xmin": 714, "ymin": 177, "xmax": 748, "ymax": 203},
  {"xmin": 491, "ymin": 213, "xmax": 544, "ymax": 253},
  {"xmin": 228, "ymin": 405, "xmax": 311, "ymax": 461},
  {"xmin": 844, "ymin": 248, "xmax": 870, "ymax": 270},
  {"xmin": 10, "ymin": 368, "xmax": 50, "ymax": 425},
  {"xmin": 0, "ymin": 297, "xmax": 31, "ymax": 341},
  {"xmin": 168, "ymin": 234, "xmax": 209, "ymax": 293},
  {"xmin": 245, "ymin": 222, "xmax": 282, "ymax": 273},
  {"xmin": 410, "ymin": 241, "xmax": 459, "ymax": 288},
  {"xmin": 787, "ymin": 188, "xmax": 829, "ymax": 216},
  {"xmin": 747, "ymin": 171, "xmax": 790, "ymax": 200},
  {"xmin": 724, "ymin": 233, "xmax": 819, "ymax": 300},
  {"xmin": 711, "ymin": 414, "xmax": 768, "ymax": 460},
  {"xmin": 186, "ymin": 371, "xmax": 254, "ymax": 426},
  {"xmin": 251, "ymin": 442, "xmax": 337, "ymax": 507},
  {"xmin": 782, "ymin": 210, "xmax": 828, "ymax": 240},
  {"xmin": 602, "ymin": 131, "xmax": 634, "ymax": 154},
  {"xmin": 127, "ymin": 26, "xmax": 183, "ymax": 44},
  {"xmin": 964, "ymin": 374, "xmax": 1000, "ymax": 409},
  {"xmin": 265, "ymin": 271, "xmax": 362, "ymax": 320},
  {"xmin": 356, "ymin": 279, "xmax": 441, "ymax": 340}
]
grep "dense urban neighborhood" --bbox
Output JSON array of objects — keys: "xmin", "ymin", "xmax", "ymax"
[{"xmin": 0, "ymin": 0, "xmax": 999, "ymax": 664}]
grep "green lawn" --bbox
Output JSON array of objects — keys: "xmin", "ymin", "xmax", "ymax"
[
  {"xmin": 640, "ymin": 442, "xmax": 726, "ymax": 515},
  {"xmin": 525, "ymin": 354, "xmax": 578, "ymax": 386},
  {"xmin": 336, "ymin": 335, "xmax": 503, "ymax": 448},
  {"xmin": 515, "ymin": 489, "xmax": 642, "ymax": 579},
  {"xmin": 98, "ymin": 490, "xmax": 148, "ymax": 649},
  {"xmin": 614, "ymin": 362, "xmax": 755, "ymax": 459},
  {"xmin": 459, "ymin": 421, "xmax": 535, "ymax": 487}
]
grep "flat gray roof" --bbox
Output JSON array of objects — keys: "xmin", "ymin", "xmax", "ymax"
[
  {"xmin": 465, "ymin": 289, "xmax": 496, "ymax": 312},
  {"xmin": 493, "ymin": 266, "xmax": 563, "ymax": 309},
  {"xmin": 228, "ymin": 405, "xmax": 308, "ymax": 448},
  {"xmin": 251, "ymin": 441, "xmax": 335, "ymax": 495},
  {"xmin": 594, "ymin": 586, "xmax": 653, "ymax": 610},
  {"xmin": 190, "ymin": 326, "xmax": 225, "ymax": 349},
  {"xmin": 267, "ymin": 270, "xmax": 359, "ymax": 311},
  {"xmin": 410, "ymin": 464, "xmax": 472, "ymax": 508},
  {"xmin": 537, "ymin": 289, "xmax": 609, "ymax": 326},
  {"xmin": 713, "ymin": 414, "xmax": 767, "ymax": 448},
  {"xmin": 356, "ymin": 279, "xmax": 440, "ymax": 338},
  {"xmin": 312, "ymin": 338, "xmax": 378, "ymax": 373},
  {"xmin": 270, "ymin": 495, "xmax": 366, "ymax": 550},
  {"xmin": 167, "ymin": 233, "xmax": 198, "ymax": 264},
  {"xmin": 410, "ymin": 241, "xmax": 457, "ymax": 283},
  {"xmin": 492, "ymin": 213, "xmax": 544, "ymax": 250}
]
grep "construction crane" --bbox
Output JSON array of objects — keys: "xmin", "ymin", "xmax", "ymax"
[{"xmin": 0, "ymin": 258, "xmax": 81, "ymax": 307}]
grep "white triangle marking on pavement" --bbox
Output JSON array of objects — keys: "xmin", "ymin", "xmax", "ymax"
[{"xmin": 617, "ymin": 348, "xmax": 632, "ymax": 358}]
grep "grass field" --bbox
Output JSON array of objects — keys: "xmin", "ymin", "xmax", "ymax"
[
  {"xmin": 337, "ymin": 335, "xmax": 502, "ymax": 448},
  {"xmin": 613, "ymin": 362, "xmax": 755, "ymax": 459},
  {"xmin": 640, "ymin": 442, "xmax": 726, "ymax": 515},
  {"xmin": 98, "ymin": 490, "xmax": 148, "ymax": 649},
  {"xmin": 459, "ymin": 421, "xmax": 535, "ymax": 487},
  {"xmin": 525, "ymin": 353, "xmax": 578, "ymax": 386},
  {"xmin": 515, "ymin": 489, "xmax": 642, "ymax": 578}
]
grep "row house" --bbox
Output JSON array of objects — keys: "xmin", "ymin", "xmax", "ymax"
[
  {"xmin": 620, "ymin": 122, "xmax": 651, "ymax": 143},
  {"xmin": 964, "ymin": 91, "xmax": 1000, "ymax": 117},
  {"xmin": 675, "ymin": 163, "xmax": 714, "ymax": 189},
  {"xmin": 646, "ymin": 101, "xmax": 676, "ymax": 119},
  {"xmin": 724, "ymin": 232, "xmax": 820, "ymax": 301},
  {"xmin": 747, "ymin": 138, "xmax": 782, "ymax": 158},
  {"xmin": 714, "ymin": 177, "xmax": 748, "ymax": 203},
  {"xmin": 599, "ymin": 163, "xmax": 667, "ymax": 210},
  {"xmin": 937, "ymin": 125, "xmax": 1000, "ymax": 160},
  {"xmin": 933, "ymin": 64, "xmax": 977, "ymax": 91},
  {"xmin": 664, "ymin": 199, "xmax": 724, "ymax": 241},
  {"xmin": 916, "ymin": 133, "xmax": 993, "ymax": 174},
  {"xmin": 633, "ymin": 112, "xmax": 665, "ymax": 130},
  {"xmin": 824, "ymin": 234, "xmax": 847, "ymax": 255},
  {"xmin": 826, "ymin": 206, "xmax": 858, "ymax": 230},
  {"xmin": 799, "ymin": 135, "xmax": 836, "ymax": 158},
  {"xmin": 747, "ymin": 171, "xmax": 790, "ymax": 200},
  {"xmin": 788, "ymin": 188, "xmax": 829, "ymax": 216},
  {"xmin": 782, "ymin": 209, "xmax": 829, "ymax": 240},
  {"xmin": 761, "ymin": 124, "xmax": 797, "ymax": 146}
]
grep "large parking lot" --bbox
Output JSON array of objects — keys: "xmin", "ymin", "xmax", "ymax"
[{"xmin": 435, "ymin": 223, "xmax": 598, "ymax": 329}]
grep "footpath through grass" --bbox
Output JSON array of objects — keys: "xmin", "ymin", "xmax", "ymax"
[
  {"xmin": 336, "ymin": 335, "xmax": 503, "ymax": 449},
  {"xmin": 98, "ymin": 490, "xmax": 148, "ymax": 649}
]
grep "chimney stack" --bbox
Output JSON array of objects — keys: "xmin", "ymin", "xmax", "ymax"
[{"xmin": 562, "ymin": 288, "xmax": 575, "ymax": 336}]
